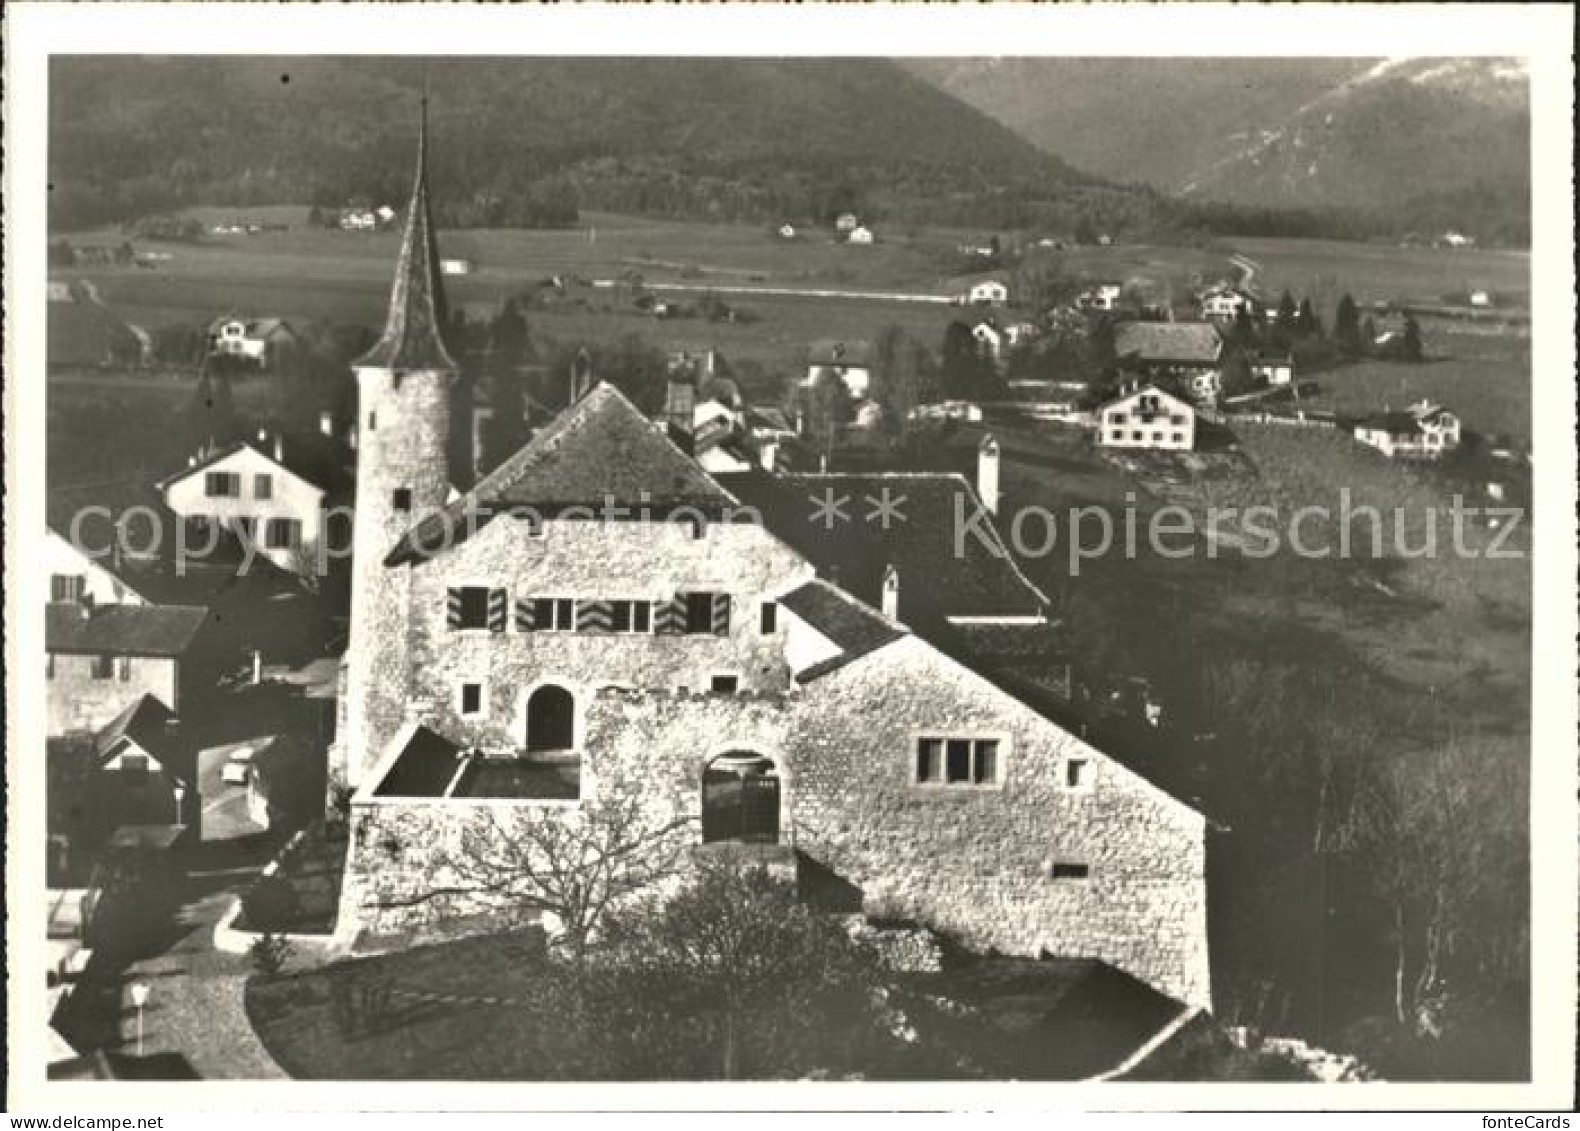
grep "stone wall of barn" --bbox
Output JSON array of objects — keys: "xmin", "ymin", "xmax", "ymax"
[{"xmin": 340, "ymin": 644, "xmax": 1210, "ymax": 1009}]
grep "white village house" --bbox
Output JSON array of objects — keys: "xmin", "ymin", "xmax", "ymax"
[
  {"xmin": 206, "ymin": 317, "xmax": 298, "ymax": 368},
  {"xmin": 961, "ymin": 277, "xmax": 1010, "ymax": 307},
  {"xmin": 1353, "ymin": 400, "xmax": 1462, "ymax": 460},
  {"xmin": 846, "ymin": 225, "xmax": 875, "ymax": 246},
  {"xmin": 157, "ymin": 438, "xmax": 328, "ymax": 573},
  {"xmin": 1075, "ymin": 284, "xmax": 1122, "ymax": 312},
  {"xmin": 802, "ymin": 339, "xmax": 873, "ymax": 399},
  {"xmin": 1196, "ymin": 286, "xmax": 1258, "ymax": 321},
  {"xmin": 1096, "ymin": 383, "xmax": 1196, "ymax": 452}
]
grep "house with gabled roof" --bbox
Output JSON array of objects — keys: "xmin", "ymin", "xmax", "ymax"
[
  {"xmin": 1353, "ymin": 400, "xmax": 1462, "ymax": 460},
  {"xmin": 47, "ymin": 601, "xmax": 209, "ymax": 736},
  {"xmin": 329, "ymin": 105, "xmax": 1213, "ymax": 1012},
  {"xmin": 157, "ymin": 439, "xmax": 328, "ymax": 574}
]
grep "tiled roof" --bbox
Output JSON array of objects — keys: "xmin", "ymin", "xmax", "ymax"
[
  {"xmin": 372, "ymin": 726, "xmax": 465, "ymax": 798},
  {"xmin": 1114, "ymin": 321, "xmax": 1223, "ymax": 365},
  {"xmin": 778, "ymin": 579, "xmax": 907, "ymax": 682},
  {"xmin": 386, "ymin": 382, "xmax": 738, "ymax": 566},
  {"xmin": 355, "ymin": 102, "xmax": 457, "ymax": 373},
  {"xmin": 719, "ymin": 471, "xmax": 1049, "ymax": 624},
  {"xmin": 46, "ymin": 602, "xmax": 208, "ymax": 657}
]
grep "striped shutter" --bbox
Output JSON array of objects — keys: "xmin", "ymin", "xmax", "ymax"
[
  {"xmin": 710, "ymin": 593, "xmax": 732, "ymax": 636},
  {"xmin": 487, "ymin": 588, "xmax": 508, "ymax": 633},
  {"xmin": 654, "ymin": 595, "xmax": 687, "ymax": 635},
  {"xmin": 515, "ymin": 597, "xmax": 536, "ymax": 632},
  {"xmin": 577, "ymin": 598, "xmax": 613, "ymax": 634},
  {"xmin": 446, "ymin": 588, "xmax": 464, "ymax": 629}
]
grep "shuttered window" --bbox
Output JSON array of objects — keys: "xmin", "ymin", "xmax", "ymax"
[
  {"xmin": 679, "ymin": 592, "xmax": 731, "ymax": 635},
  {"xmin": 654, "ymin": 595, "xmax": 688, "ymax": 635},
  {"xmin": 446, "ymin": 586, "xmax": 500, "ymax": 631}
]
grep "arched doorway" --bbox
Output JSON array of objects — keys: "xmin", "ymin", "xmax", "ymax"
[
  {"xmin": 701, "ymin": 753, "xmax": 781, "ymax": 844},
  {"xmin": 525, "ymin": 684, "xmax": 575, "ymax": 753}
]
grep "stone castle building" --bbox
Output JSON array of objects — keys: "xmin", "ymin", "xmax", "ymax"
[{"xmin": 332, "ymin": 110, "xmax": 1212, "ymax": 1010}]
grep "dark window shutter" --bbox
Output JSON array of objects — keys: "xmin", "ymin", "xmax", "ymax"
[
  {"xmin": 446, "ymin": 588, "xmax": 463, "ymax": 629},
  {"xmin": 577, "ymin": 598, "xmax": 613, "ymax": 633},
  {"xmin": 655, "ymin": 595, "xmax": 686, "ymax": 635},
  {"xmin": 711, "ymin": 593, "xmax": 731, "ymax": 636},
  {"xmin": 516, "ymin": 597, "xmax": 536, "ymax": 632},
  {"xmin": 487, "ymin": 588, "xmax": 508, "ymax": 633}
]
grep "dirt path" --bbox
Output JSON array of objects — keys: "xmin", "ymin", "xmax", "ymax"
[{"xmin": 592, "ymin": 278, "xmax": 955, "ymax": 305}]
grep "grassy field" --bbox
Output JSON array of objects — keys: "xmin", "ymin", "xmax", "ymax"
[{"xmin": 1297, "ymin": 325, "xmax": 1533, "ymax": 444}]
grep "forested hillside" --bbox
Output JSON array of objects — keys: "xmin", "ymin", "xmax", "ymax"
[{"xmin": 49, "ymin": 57, "xmax": 1114, "ymax": 232}]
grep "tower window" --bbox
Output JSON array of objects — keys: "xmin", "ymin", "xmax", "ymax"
[
  {"xmin": 1064, "ymin": 758, "xmax": 1093, "ymax": 791},
  {"xmin": 759, "ymin": 601, "xmax": 777, "ymax": 634},
  {"xmin": 459, "ymin": 682, "xmax": 484, "ymax": 717},
  {"xmin": 367, "ymin": 410, "xmax": 377, "ymax": 432},
  {"xmin": 711, "ymin": 674, "xmax": 739, "ymax": 693},
  {"xmin": 1050, "ymin": 863, "xmax": 1090, "ymax": 880},
  {"xmin": 254, "ymin": 474, "xmax": 273, "ymax": 500},
  {"xmin": 393, "ymin": 487, "xmax": 413, "ymax": 512}
]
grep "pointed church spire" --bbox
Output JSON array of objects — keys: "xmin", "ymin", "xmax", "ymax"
[{"xmin": 357, "ymin": 95, "xmax": 457, "ymax": 371}]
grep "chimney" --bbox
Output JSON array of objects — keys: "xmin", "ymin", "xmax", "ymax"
[
  {"xmin": 881, "ymin": 565, "xmax": 900, "ymax": 620},
  {"xmin": 318, "ymin": 410, "xmax": 335, "ymax": 438},
  {"xmin": 256, "ymin": 427, "xmax": 268, "ymax": 444},
  {"xmin": 978, "ymin": 433, "xmax": 1001, "ymax": 515},
  {"xmin": 664, "ymin": 379, "xmax": 696, "ymax": 454},
  {"xmin": 273, "ymin": 433, "xmax": 285, "ymax": 465},
  {"xmin": 571, "ymin": 348, "xmax": 593, "ymax": 403}
]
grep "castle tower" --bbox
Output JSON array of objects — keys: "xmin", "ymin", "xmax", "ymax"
[{"xmin": 336, "ymin": 99, "xmax": 459, "ymax": 789}]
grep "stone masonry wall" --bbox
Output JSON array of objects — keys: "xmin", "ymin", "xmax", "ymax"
[
  {"xmin": 399, "ymin": 514, "xmax": 811, "ymax": 752},
  {"xmin": 341, "ymin": 639, "xmax": 1210, "ymax": 1008}
]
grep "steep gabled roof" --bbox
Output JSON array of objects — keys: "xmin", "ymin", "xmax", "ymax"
[
  {"xmin": 46, "ymin": 602, "xmax": 209, "ymax": 657},
  {"xmin": 355, "ymin": 100, "xmax": 456, "ymax": 373},
  {"xmin": 154, "ymin": 441, "xmax": 328, "ymax": 494},
  {"xmin": 386, "ymin": 382, "xmax": 739, "ymax": 566},
  {"xmin": 719, "ymin": 470, "xmax": 1049, "ymax": 624},
  {"xmin": 779, "ymin": 578, "xmax": 907, "ymax": 682},
  {"xmin": 1114, "ymin": 321, "xmax": 1223, "ymax": 365},
  {"xmin": 93, "ymin": 693, "xmax": 191, "ymax": 783}
]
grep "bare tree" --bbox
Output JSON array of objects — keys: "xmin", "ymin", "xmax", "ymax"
[{"xmin": 369, "ymin": 788, "xmax": 694, "ymax": 962}]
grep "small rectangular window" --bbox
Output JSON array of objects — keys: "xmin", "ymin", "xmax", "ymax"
[
  {"xmin": 254, "ymin": 473, "xmax": 273, "ymax": 500},
  {"xmin": 1051, "ymin": 863, "xmax": 1090, "ymax": 880},
  {"xmin": 916, "ymin": 738, "xmax": 943, "ymax": 784},
  {"xmin": 47, "ymin": 654, "xmax": 55, "ymax": 680},
  {"xmin": 367, "ymin": 411, "xmax": 377, "ymax": 431},
  {"xmin": 451, "ymin": 586, "xmax": 491, "ymax": 630},
  {"xmin": 265, "ymin": 518, "xmax": 301, "ymax": 550},
  {"xmin": 611, "ymin": 600, "xmax": 652, "ymax": 633},
  {"xmin": 393, "ymin": 488, "xmax": 413, "ymax": 512},
  {"xmin": 51, "ymin": 575, "xmax": 85, "ymax": 603},
  {"xmin": 205, "ymin": 471, "xmax": 240, "ymax": 498},
  {"xmin": 460, "ymin": 682, "xmax": 484, "ymax": 716},
  {"xmin": 711, "ymin": 674, "xmax": 739, "ymax": 693},
  {"xmin": 1172, "ymin": 433, "xmax": 1184, "ymax": 444},
  {"xmin": 117, "ymin": 656, "xmax": 132, "ymax": 682},
  {"xmin": 1110, "ymin": 430, "xmax": 1123, "ymax": 441},
  {"xmin": 1131, "ymin": 431, "xmax": 1142, "ymax": 441},
  {"xmin": 121, "ymin": 753, "xmax": 150, "ymax": 775},
  {"xmin": 759, "ymin": 602, "xmax": 777, "ymax": 634},
  {"xmin": 92, "ymin": 654, "xmax": 115, "ymax": 680},
  {"xmin": 945, "ymin": 739, "xmax": 972, "ymax": 784},
  {"xmin": 1066, "ymin": 758, "xmax": 1092, "ymax": 790},
  {"xmin": 684, "ymin": 592, "xmax": 714, "ymax": 634},
  {"xmin": 973, "ymin": 739, "xmax": 998, "ymax": 784}
]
